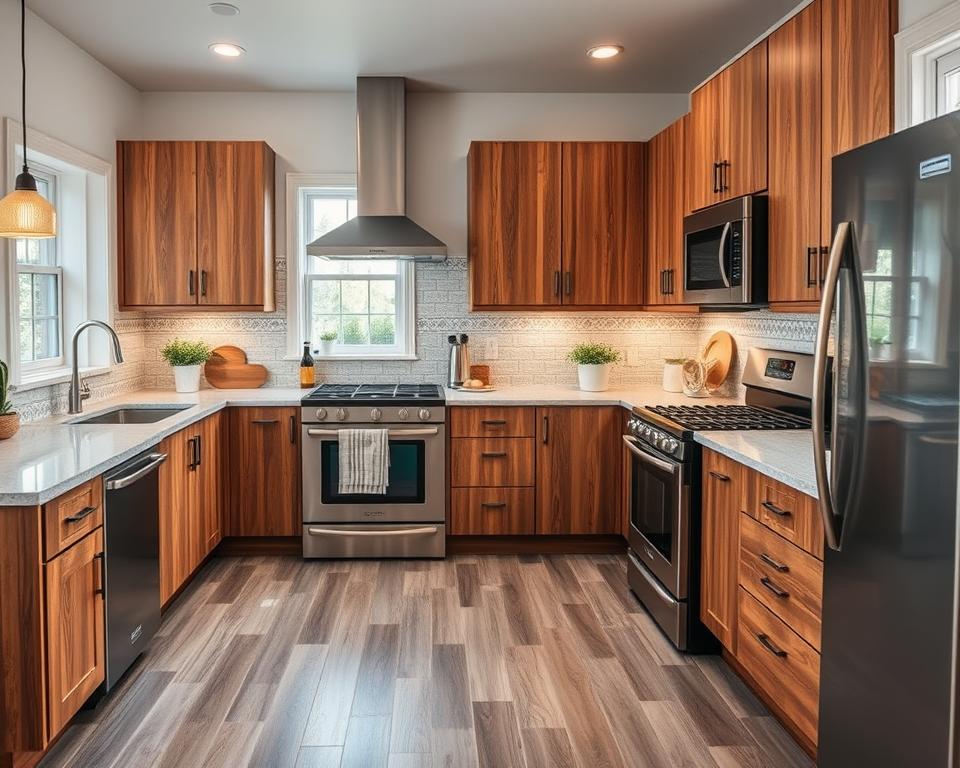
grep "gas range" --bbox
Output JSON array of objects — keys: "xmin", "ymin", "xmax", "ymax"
[{"xmin": 301, "ymin": 383, "xmax": 445, "ymax": 425}]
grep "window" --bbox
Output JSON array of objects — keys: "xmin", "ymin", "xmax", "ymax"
[
  {"xmin": 289, "ymin": 178, "xmax": 416, "ymax": 359},
  {"xmin": 936, "ymin": 47, "xmax": 960, "ymax": 116},
  {"xmin": 895, "ymin": 4, "xmax": 960, "ymax": 129},
  {"xmin": 16, "ymin": 166, "xmax": 62, "ymax": 370}
]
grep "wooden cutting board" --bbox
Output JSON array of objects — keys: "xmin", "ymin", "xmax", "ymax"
[
  {"xmin": 204, "ymin": 345, "xmax": 268, "ymax": 389},
  {"xmin": 702, "ymin": 331, "xmax": 735, "ymax": 392}
]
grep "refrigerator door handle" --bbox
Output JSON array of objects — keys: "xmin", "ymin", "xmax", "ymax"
[{"xmin": 813, "ymin": 221, "xmax": 849, "ymax": 552}]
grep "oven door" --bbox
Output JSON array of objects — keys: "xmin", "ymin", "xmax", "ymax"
[
  {"xmin": 623, "ymin": 435, "xmax": 690, "ymax": 599},
  {"xmin": 302, "ymin": 423, "xmax": 446, "ymax": 524}
]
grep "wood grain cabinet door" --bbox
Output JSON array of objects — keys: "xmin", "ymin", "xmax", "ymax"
[
  {"xmin": 198, "ymin": 412, "xmax": 224, "ymax": 556},
  {"xmin": 535, "ymin": 407, "xmax": 622, "ymax": 534},
  {"xmin": 158, "ymin": 427, "xmax": 199, "ymax": 604},
  {"xmin": 700, "ymin": 449, "xmax": 742, "ymax": 651},
  {"xmin": 561, "ymin": 142, "xmax": 645, "ymax": 307},
  {"xmin": 119, "ymin": 141, "xmax": 197, "ymax": 308},
  {"xmin": 228, "ymin": 408, "xmax": 300, "ymax": 537},
  {"xmin": 197, "ymin": 141, "xmax": 275, "ymax": 309},
  {"xmin": 768, "ymin": 3, "xmax": 823, "ymax": 304},
  {"xmin": 645, "ymin": 116, "xmax": 687, "ymax": 305},
  {"xmin": 686, "ymin": 78, "xmax": 723, "ymax": 213},
  {"xmin": 45, "ymin": 528, "xmax": 105, "ymax": 737},
  {"xmin": 468, "ymin": 141, "xmax": 562, "ymax": 309},
  {"xmin": 718, "ymin": 41, "xmax": 768, "ymax": 202}
]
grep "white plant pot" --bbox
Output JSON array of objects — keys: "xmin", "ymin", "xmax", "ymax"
[
  {"xmin": 319, "ymin": 339, "xmax": 335, "ymax": 357},
  {"xmin": 173, "ymin": 364, "xmax": 201, "ymax": 393},
  {"xmin": 577, "ymin": 363, "xmax": 612, "ymax": 392}
]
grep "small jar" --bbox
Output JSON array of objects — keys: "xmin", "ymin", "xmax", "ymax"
[{"xmin": 662, "ymin": 358, "xmax": 686, "ymax": 393}]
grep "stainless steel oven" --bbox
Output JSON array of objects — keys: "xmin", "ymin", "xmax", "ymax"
[
  {"xmin": 683, "ymin": 194, "xmax": 767, "ymax": 306},
  {"xmin": 301, "ymin": 415, "xmax": 446, "ymax": 558}
]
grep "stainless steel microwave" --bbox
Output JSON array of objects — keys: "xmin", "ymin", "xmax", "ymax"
[{"xmin": 683, "ymin": 195, "xmax": 767, "ymax": 306}]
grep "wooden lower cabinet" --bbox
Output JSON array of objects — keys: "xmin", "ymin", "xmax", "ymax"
[
  {"xmin": 450, "ymin": 488, "xmax": 535, "ymax": 535},
  {"xmin": 700, "ymin": 449, "xmax": 742, "ymax": 650},
  {"xmin": 44, "ymin": 528, "xmax": 106, "ymax": 737},
  {"xmin": 227, "ymin": 407, "xmax": 300, "ymax": 537},
  {"xmin": 535, "ymin": 406, "xmax": 621, "ymax": 535},
  {"xmin": 450, "ymin": 438, "xmax": 535, "ymax": 487}
]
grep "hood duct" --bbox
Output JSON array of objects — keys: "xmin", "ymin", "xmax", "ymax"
[{"xmin": 306, "ymin": 77, "xmax": 447, "ymax": 263}]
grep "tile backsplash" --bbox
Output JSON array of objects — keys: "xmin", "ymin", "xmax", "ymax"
[{"xmin": 12, "ymin": 255, "xmax": 818, "ymax": 421}]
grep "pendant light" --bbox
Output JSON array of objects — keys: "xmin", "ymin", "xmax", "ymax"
[{"xmin": 0, "ymin": 0, "xmax": 56, "ymax": 239}]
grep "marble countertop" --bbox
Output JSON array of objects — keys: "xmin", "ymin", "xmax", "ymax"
[{"xmin": 1, "ymin": 383, "xmax": 819, "ymax": 505}]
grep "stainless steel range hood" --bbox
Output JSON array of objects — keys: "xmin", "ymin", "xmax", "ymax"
[{"xmin": 307, "ymin": 77, "xmax": 447, "ymax": 263}]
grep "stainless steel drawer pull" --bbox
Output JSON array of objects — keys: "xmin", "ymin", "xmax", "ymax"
[
  {"xmin": 759, "ymin": 553, "xmax": 789, "ymax": 572},
  {"xmin": 307, "ymin": 427, "xmax": 439, "ymax": 438},
  {"xmin": 64, "ymin": 505, "xmax": 96, "ymax": 524},
  {"xmin": 759, "ymin": 576, "xmax": 789, "ymax": 599},
  {"xmin": 481, "ymin": 451, "xmax": 508, "ymax": 458},
  {"xmin": 306, "ymin": 526, "xmax": 439, "ymax": 538},
  {"xmin": 251, "ymin": 419, "xmax": 280, "ymax": 424},
  {"xmin": 761, "ymin": 500, "xmax": 792, "ymax": 518},
  {"xmin": 480, "ymin": 502, "xmax": 507, "ymax": 509},
  {"xmin": 481, "ymin": 419, "xmax": 508, "ymax": 426},
  {"xmin": 709, "ymin": 471, "xmax": 731, "ymax": 482},
  {"xmin": 756, "ymin": 632, "xmax": 788, "ymax": 658}
]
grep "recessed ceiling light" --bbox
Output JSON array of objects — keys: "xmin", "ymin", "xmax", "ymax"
[
  {"xmin": 587, "ymin": 44, "xmax": 624, "ymax": 60},
  {"xmin": 208, "ymin": 2, "xmax": 240, "ymax": 16},
  {"xmin": 209, "ymin": 42, "xmax": 245, "ymax": 58}
]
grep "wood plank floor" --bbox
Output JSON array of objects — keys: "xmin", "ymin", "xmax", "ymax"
[{"xmin": 39, "ymin": 555, "xmax": 815, "ymax": 768}]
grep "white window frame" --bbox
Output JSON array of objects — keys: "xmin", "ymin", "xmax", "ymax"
[
  {"xmin": 895, "ymin": 1, "xmax": 960, "ymax": 129},
  {"xmin": 285, "ymin": 173, "xmax": 417, "ymax": 361},
  {"xmin": 15, "ymin": 165, "xmax": 64, "ymax": 372},
  {"xmin": 2, "ymin": 119, "xmax": 115, "ymax": 390}
]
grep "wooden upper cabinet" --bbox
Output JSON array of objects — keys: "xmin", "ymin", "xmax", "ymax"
[
  {"xmin": 119, "ymin": 141, "xmax": 197, "ymax": 307},
  {"xmin": 686, "ymin": 42, "xmax": 768, "ymax": 212},
  {"xmin": 768, "ymin": 1, "xmax": 823, "ymax": 304},
  {"xmin": 227, "ymin": 407, "xmax": 300, "ymax": 537},
  {"xmin": 197, "ymin": 142, "xmax": 275, "ymax": 309},
  {"xmin": 821, "ymin": 0, "xmax": 894, "ymax": 249},
  {"xmin": 645, "ymin": 116, "xmax": 687, "ymax": 304},
  {"xmin": 701, "ymin": 449, "xmax": 741, "ymax": 651},
  {"xmin": 118, "ymin": 140, "xmax": 275, "ymax": 311},
  {"xmin": 535, "ymin": 406, "xmax": 621, "ymax": 534},
  {"xmin": 561, "ymin": 142, "xmax": 645, "ymax": 306},
  {"xmin": 468, "ymin": 141, "xmax": 562, "ymax": 309},
  {"xmin": 45, "ymin": 528, "xmax": 105, "ymax": 738}
]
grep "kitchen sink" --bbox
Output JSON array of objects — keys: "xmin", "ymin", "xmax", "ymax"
[{"xmin": 69, "ymin": 406, "xmax": 190, "ymax": 425}]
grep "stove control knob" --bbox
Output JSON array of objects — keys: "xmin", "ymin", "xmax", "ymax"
[
  {"xmin": 398, "ymin": 408, "xmax": 410, "ymax": 421},
  {"xmin": 315, "ymin": 408, "xmax": 328, "ymax": 421},
  {"xmin": 418, "ymin": 408, "xmax": 431, "ymax": 422},
  {"xmin": 665, "ymin": 439, "xmax": 678, "ymax": 453},
  {"xmin": 370, "ymin": 407, "xmax": 383, "ymax": 422},
  {"xmin": 336, "ymin": 408, "xmax": 348, "ymax": 422}
]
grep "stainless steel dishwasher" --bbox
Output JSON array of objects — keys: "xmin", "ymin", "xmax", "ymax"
[{"xmin": 102, "ymin": 449, "xmax": 166, "ymax": 690}]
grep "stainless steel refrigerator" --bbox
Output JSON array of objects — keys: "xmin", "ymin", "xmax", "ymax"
[{"xmin": 814, "ymin": 113, "xmax": 960, "ymax": 766}]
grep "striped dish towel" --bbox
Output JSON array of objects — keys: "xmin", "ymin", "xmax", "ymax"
[{"xmin": 338, "ymin": 428, "xmax": 391, "ymax": 495}]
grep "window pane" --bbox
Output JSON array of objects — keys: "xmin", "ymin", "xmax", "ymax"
[
  {"xmin": 341, "ymin": 316, "xmax": 369, "ymax": 345},
  {"xmin": 310, "ymin": 197, "xmax": 351, "ymax": 238},
  {"xmin": 19, "ymin": 320, "xmax": 33, "ymax": 362},
  {"xmin": 909, "ymin": 281, "xmax": 921, "ymax": 317},
  {"xmin": 341, "ymin": 280, "xmax": 369, "ymax": 314},
  {"xmin": 32, "ymin": 273, "xmax": 59, "ymax": 318},
  {"xmin": 369, "ymin": 315, "xmax": 396, "ymax": 345},
  {"xmin": 34, "ymin": 317, "xmax": 60, "ymax": 360},
  {"xmin": 311, "ymin": 314, "xmax": 340, "ymax": 341},
  {"xmin": 311, "ymin": 280, "xmax": 340, "ymax": 315},
  {"xmin": 370, "ymin": 279, "xmax": 396, "ymax": 314},
  {"xmin": 18, "ymin": 274, "xmax": 33, "ymax": 318},
  {"xmin": 315, "ymin": 259, "xmax": 398, "ymax": 276},
  {"xmin": 873, "ymin": 281, "xmax": 892, "ymax": 316},
  {"xmin": 868, "ymin": 315, "xmax": 890, "ymax": 344}
]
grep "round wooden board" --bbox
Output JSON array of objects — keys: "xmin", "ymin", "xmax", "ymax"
[
  {"xmin": 702, "ymin": 331, "xmax": 735, "ymax": 392},
  {"xmin": 204, "ymin": 345, "xmax": 268, "ymax": 389}
]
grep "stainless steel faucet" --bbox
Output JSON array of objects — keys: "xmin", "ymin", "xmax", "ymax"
[{"xmin": 68, "ymin": 321, "xmax": 124, "ymax": 414}]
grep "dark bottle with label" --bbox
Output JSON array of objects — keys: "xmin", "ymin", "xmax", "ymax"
[{"xmin": 300, "ymin": 341, "xmax": 315, "ymax": 388}]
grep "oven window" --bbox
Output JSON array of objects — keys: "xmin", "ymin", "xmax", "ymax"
[
  {"xmin": 686, "ymin": 225, "xmax": 727, "ymax": 291},
  {"xmin": 629, "ymin": 451, "xmax": 678, "ymax": 562},
  {"xmin": 321, "ymin": 440, "xmax": 426, "ymax": 503}
]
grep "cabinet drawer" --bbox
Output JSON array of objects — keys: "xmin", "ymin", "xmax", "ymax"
[
  {"xmin": 737, "ymin": 588, "xmax": 820, "ymax": 746},
  {"xmin": 450, "ymin": 407, "xmax": 536, "ymax": 437},
  {"xmin": 739, "ymin": 513, "xmax": 823, "ymax": 650},
  {"xmin": 43, "ymin": 476, "xmax": 104, "ymax": 561},
  {"xmin": 450, "ymin": 438, "xmax": 535, "ymax": 487},
  {"xmin": 744, "ymin": 470, "xmax": 823, "ymax": 559},
  {"xmin": 450, "ymin": 488, "xmax": 535, "ymax": 535}
]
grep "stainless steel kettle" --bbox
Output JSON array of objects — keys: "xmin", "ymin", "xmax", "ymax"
[{"xmin": 447, "ymin": 334, "xmax": 470, "ymax": 388}]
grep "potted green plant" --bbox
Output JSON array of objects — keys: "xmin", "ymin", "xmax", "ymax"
[
  {"xmin": 160, "ymin": 338, "xmax": 211, "ymax": 393},
  {"xmin": 0, "ymin": 360, "xmax": 19, "ymax": 439},
  {"xmin": 319, "ymin": 330, "xmax": 337, "ymax": 357},
  {"xmin": 567, "ymin": 342, "xmax": 621, "ymax": 392}
]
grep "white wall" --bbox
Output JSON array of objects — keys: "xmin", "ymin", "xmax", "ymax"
[{"xmin": 901, "ymin": 0, "xmax": 956, "ymax": 27}]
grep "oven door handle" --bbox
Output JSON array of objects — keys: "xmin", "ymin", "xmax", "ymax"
[
  {"xmin": 306, "ymin": 427, "xmax": 439, "ymax": 438},
  {"xmin": 622, "ymin": 435, "xmax": 679, "ymax": 475},
  {"xmin": 305, "ymin": 526, "xmax": 439, "ymax": 538},
  {"xmin": 717, "ymin": 221, "xmax": 732, "ymax": 288}
]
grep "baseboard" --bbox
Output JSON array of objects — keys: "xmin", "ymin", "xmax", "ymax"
[
  {"xmin": 214, "ymin": 536, "xmax": 302, "ymax": 556},
  {"xmin": 446, "ymin": 534, "xmax": 627, "ymax": 555},
  {"xmin": 721, "ymin": 647, "xmax": 818, "ymax": 760}
]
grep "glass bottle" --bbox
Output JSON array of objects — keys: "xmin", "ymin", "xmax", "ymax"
[{"xmin": 300, "ymin": 341, "xmax": 315, "ymax": 388}]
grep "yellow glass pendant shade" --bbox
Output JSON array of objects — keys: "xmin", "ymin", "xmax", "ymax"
[{"xmin": 0, "ymin": 187, "xmax": 56, "ymax": 239}]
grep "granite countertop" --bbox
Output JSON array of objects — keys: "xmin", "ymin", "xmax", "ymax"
[{"xmin": 1, "ymin": 383, "xmax": 819, "ymax": 505}]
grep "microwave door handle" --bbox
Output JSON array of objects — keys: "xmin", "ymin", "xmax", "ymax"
[
  {"xmin": 717, "ymin": 222, "xmax": 732, "ymax": 288},
  {"xmin": 622, "ymin": 435, "xmax": 678, "ymax": 475}
]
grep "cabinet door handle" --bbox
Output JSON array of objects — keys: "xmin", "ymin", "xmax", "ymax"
[
  {"xmin": 290, "ymin": 415, "xmax": 297, "ymax": 444},
  {"xmin": 756, "ymin": 633, "xmax": 788, "ymax": 658},
  {"xmin": 709, "ymin": 470, "xmax": 730, "ymax": 482},
  {"xmin": 806, "ymin": 247, "xmax": 817, "ymax": 288},
  {"xmin": 563, "ymin": 271, "xmax": 572, "ymax": 296},
  {"xmin": 712, "ymin": 162, "xmax": 720, "ymax": 194},
  {"xmin": 481, "ymin": 451, "xmax": 507, "ymax": 459},
  {"xmin": 188, "ymin": 269, "xmax": 195, "ymax": 296},
  {"xmin": 195, "ymin": 434, "xmax": 202, "ymax": 467},
  {"xmin": 553, "ymin": 270, "xmax": 561, "ymax": 297},
  {"xmin": 542, "ymin": 415, "xmax": 549, "ymax": 445},
  {"xmin": 720, "ymin": 160, "xmax": 730, "ymax": 192},
  {"xmin": 481, "ymin": 419, "xmax": 508, "ymax": 426},
  {"xmin": 759, "ymin": 552, "xmax": 790, "ymax": 573},
  {"xmin": 94, "ymin": 552, "xmax": 106, "ymax": 597},
  {"xmin": 761, "ymin": 500, "xmax": 792, "ymax": 518},
  {"xmin": 481, "ymin": 502, "xmax": 507, "ymax": 509},
  {"xmin": 187, "ymin": 437, "xmax": 197, "ymax": 470},
  {"xmin": 819, "ymin": 246, "xmax": 829, "ymax": 287},
  {"xmin": 64, "ymin": 505, "xmax": 97, "ymax": 524},
  {"xmin": 251, "ymin": 419, "xmax": 280, "ymax": 425},
  {"xmin": 667, "ymin": 269, "xmax": 674, "ymax": 295},
  {"xmin": 200, "ymin": 270, "xmax": 208, "ymax": 297},
  {"xmin": 759, "ymin": 576, "xmax": 790, "ymax": 599}
]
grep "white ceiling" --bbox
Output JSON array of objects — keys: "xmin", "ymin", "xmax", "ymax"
[{"xmin": 26, "ymin": 0, "xmax": 801, "ymax": 93}]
